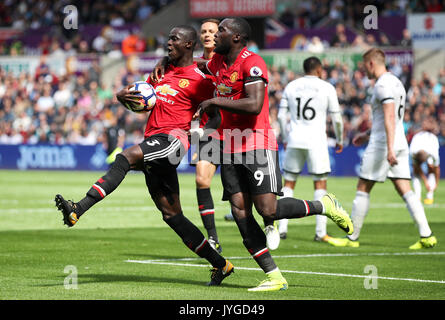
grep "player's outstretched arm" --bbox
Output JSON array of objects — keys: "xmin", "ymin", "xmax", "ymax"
[
  {"xmin": 198, "ymin": 80, "xmax": 265, "ymax": 116},
  {"xmin": 194, "ymin": 57, "xmax": 211, "ymax": 74},
  {"xmin": 352, "ymin": 130, "xmax": 370, "ymax": 146},
  {"xmin": 149, "ymin": 56, "xmax": 169, "ymax": 83},
  {"xmin": 432, "ymin": 165, "xmax": 440, "ymax": 190},
  {"xmin": 413, "ymin": 159, "xmax": 429, "ymax": 189}
]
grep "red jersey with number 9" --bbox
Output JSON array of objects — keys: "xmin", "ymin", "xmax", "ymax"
[{"xmin": 206, "ymin": 47, "xmax": 278, "ymax": 153}]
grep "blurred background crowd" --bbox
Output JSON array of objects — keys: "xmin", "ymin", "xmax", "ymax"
[
  {"xmin": 0, "ymin": 0, "xmax": 444, "ymax": 149},
  {"xmin": 2, "ymin": 56, "xmax": 444, "ymax": 147}
]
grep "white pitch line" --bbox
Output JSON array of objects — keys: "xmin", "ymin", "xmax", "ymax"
[
  {"xmin": 125, "ymin": 251, "xmax": 445, "ymax": 285},
  {"xmin": 1, "ymin": 202, "xmax": 445, "ymax": 214},
  {"xmin": 127, "ymin": 251, "xmax": 445, "ymax": 262}
]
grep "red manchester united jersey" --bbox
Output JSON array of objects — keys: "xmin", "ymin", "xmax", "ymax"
[
  {"xmin": 206, "ymin": 47, "xmax": 277, "ymax": 153},
  {"xmin": 145, "ymin": 63, "xmax": 214, "ymax": 149}
]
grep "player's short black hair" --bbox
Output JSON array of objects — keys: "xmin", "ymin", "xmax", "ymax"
[
  {"xmin": 228, "ymin": 17, "xmax": 251, "ymax": 45},
  {"xmin": 176, "ymin": 25, "xmax": 198, "ymax": 48},
  {"xmin": 303, "ymin": 56, "xmax": 322, "ymax": 73}
]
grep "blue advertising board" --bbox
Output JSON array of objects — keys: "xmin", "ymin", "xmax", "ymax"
[{"xmin": 0, "ymin": 144, "xmax": 444, "ymax": 178}]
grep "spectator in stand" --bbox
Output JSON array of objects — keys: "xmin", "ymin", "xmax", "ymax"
[
  {"xmin": 352, "ymin": 35, "xmax": 370, "ymax": 50},
  {"xmin": 426, "ymin": 0, "xmax": 443, "ymax": 12},
  {"xmin": 121, "ymin": 32, "xmax": 146, "ymax": 56},
  {"xmin": 307, "ymin": 36, "xmax": 324, "ymax": 53},
  {"xmin": 1, "ymin": 41, "xmax": 443, "ymax": 157},
  {"xmin": 400, "ymin": 29, "xmax": 412, "ymax": 47},
  {"xmin": 330, "ymin": 23, "xmax": 347, "ymax": 47}
]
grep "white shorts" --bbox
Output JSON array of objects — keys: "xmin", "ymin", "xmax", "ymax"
[
  {"xmin": 283, "ymin": 147, "xmax": 331, "ymax": 181},
  {"xmin": 359, "ymin": 145, "xmax": 411, "ymax": 182}
]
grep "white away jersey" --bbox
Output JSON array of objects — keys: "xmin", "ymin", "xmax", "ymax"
[
  {"xmin": 369, "ymin": 72, "xmax": 408, "ymax": 150},
  {"xmin": 279, "ymin": 75, "xmax": 341, "ymax": 149},
  {"xmin": 409, "ymin": 131, "xmax": 440, "ymax": 166}
]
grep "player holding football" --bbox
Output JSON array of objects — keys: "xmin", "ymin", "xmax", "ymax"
[
  {"xmin": 54, "ymin": 25, "xmax": 234, "ymax": 286},
  {"xmin": 409, "ymin": 116, "xmax": 440, "ymax": 205},
  {"xmin": 192, "ymin": 18, "xmax": 353, "ymax": 291},
  {"xmin": 277, "ymin": 56, "xmax": 344, "ymax": 243},
  {"xmin": 327, "ymin": 48, "xmax": 437, "ymax": 249}
]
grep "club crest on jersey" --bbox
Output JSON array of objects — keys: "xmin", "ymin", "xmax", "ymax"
[
  {"xmin": 178, "ymin": 79, "xmax": 189, "ymax": 88},
  {"xmin": 249, "ymin": 66, "xmax": 262, "ymax": 77},
  {"xmin": 156, "ymin": 84, "xmax": 178, "ymax": 96},
  {"xmin": 230, "ymin": 72, "xmax": 238, "ymax": 83},
  {"xmin": 217, "ymin": 83, "xmax": 232, "ymax": 95}
]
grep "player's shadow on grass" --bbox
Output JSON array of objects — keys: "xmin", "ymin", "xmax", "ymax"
[
  {"xmin": 123, "ymin": 253, "xmax": 192, "ymax": 260},
  {"xmin": 37, "ymin": 273, "xmax": 248, "ymax": 289}
]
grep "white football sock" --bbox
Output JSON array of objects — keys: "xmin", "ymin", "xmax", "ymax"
[
  {"xmin": 278, "ymin": 186, "xmax": 293, "ymax": 234},
  {"xmin": 348, "ymin": 191, "xmax": 370, "ymax": 241},
  {"xmin": 426, "ymin": 173, "xmax": 436, "ymax": 199},
  {"xmin": 403, "ymin": 190, "xmax": 432, "ymax": 237},
  {"xmin": 314, "ymin": 189, "xmax": 328, "ymax": 238},
  {"xmin": 412, "ymin": 175, "xmax": 422, "ymax": 200}
]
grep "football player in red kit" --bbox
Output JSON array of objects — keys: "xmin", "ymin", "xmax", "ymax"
[
  {"xmin": 193, "ymin": 18, "xmax": 353, "ymax": 291},
  {"xmin": 54, "ymin": 25, "xmax": 234, "ymax": 286},
  {"xmin": 150, "ymin": 18, "xmax": 353, "ymax": 292}
]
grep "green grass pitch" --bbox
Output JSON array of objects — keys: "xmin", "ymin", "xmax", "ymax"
[{"xmin": 0, "ymin": 169, "xmax": 444, "ymax": 300}]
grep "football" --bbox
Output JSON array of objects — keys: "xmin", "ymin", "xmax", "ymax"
[{"xmin": 124, "ymin": 81, "xmax": 157, "ymax": 113}]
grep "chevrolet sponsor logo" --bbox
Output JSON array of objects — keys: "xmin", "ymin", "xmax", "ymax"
[
  {"xmin": 217, "ymin": 83, "xmax": 232, "ymax": 95},
  {"xmin": 156, "ymin": 84, "xmax": 178, "ymax": 96}
]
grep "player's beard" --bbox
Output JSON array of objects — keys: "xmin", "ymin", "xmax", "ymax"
[{"xmin": 214, "ymin": 40, "xmax": 230, "ymax": 55}]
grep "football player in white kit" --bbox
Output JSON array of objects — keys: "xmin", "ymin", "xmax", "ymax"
[
  {"xmin": 277, "ymin": 56, "xmax": 344, "ymax": 243},
  {"xmin": 328, "ymin": 48, "xmax": 437, "ymax": 249},
  {"xmin": 410, "ymin": 116, "xmax": 440, "ymax": 205}
]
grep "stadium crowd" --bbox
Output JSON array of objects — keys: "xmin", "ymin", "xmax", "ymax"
[
  {"xmin": 1, "ymin": 56, "xmax": 444, "ymax": 148},
  {"xmin": 0, "ymin": 0, "xmax": 433, "ymax": 56},
  {"xmin": 279, "ymin": 0, "xmax": 444, "ymax": 30},
  {"xmin": 0, "ymin": 0, "xmax": 443, "ymax": 149},
  {"xmin": 0, "ymin": 0, "xmax": 172, "ymax": 56},
  {"xmin": 0, "ymin": 0, "xmax": 172, "ymax": 29}
]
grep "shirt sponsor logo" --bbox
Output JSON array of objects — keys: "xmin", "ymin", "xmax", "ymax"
[
  {"xmin": 217, "ymin": 83, "xmax": 232, "ymax": 95},
  {"xmin": 156, "ymin": 84, "xmax": 179, "ymax": 96}
]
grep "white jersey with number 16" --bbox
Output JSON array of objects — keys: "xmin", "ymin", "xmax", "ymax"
[{"xmin": 279, "ymin": 75, "xmax": 341, "ymax": 149}]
